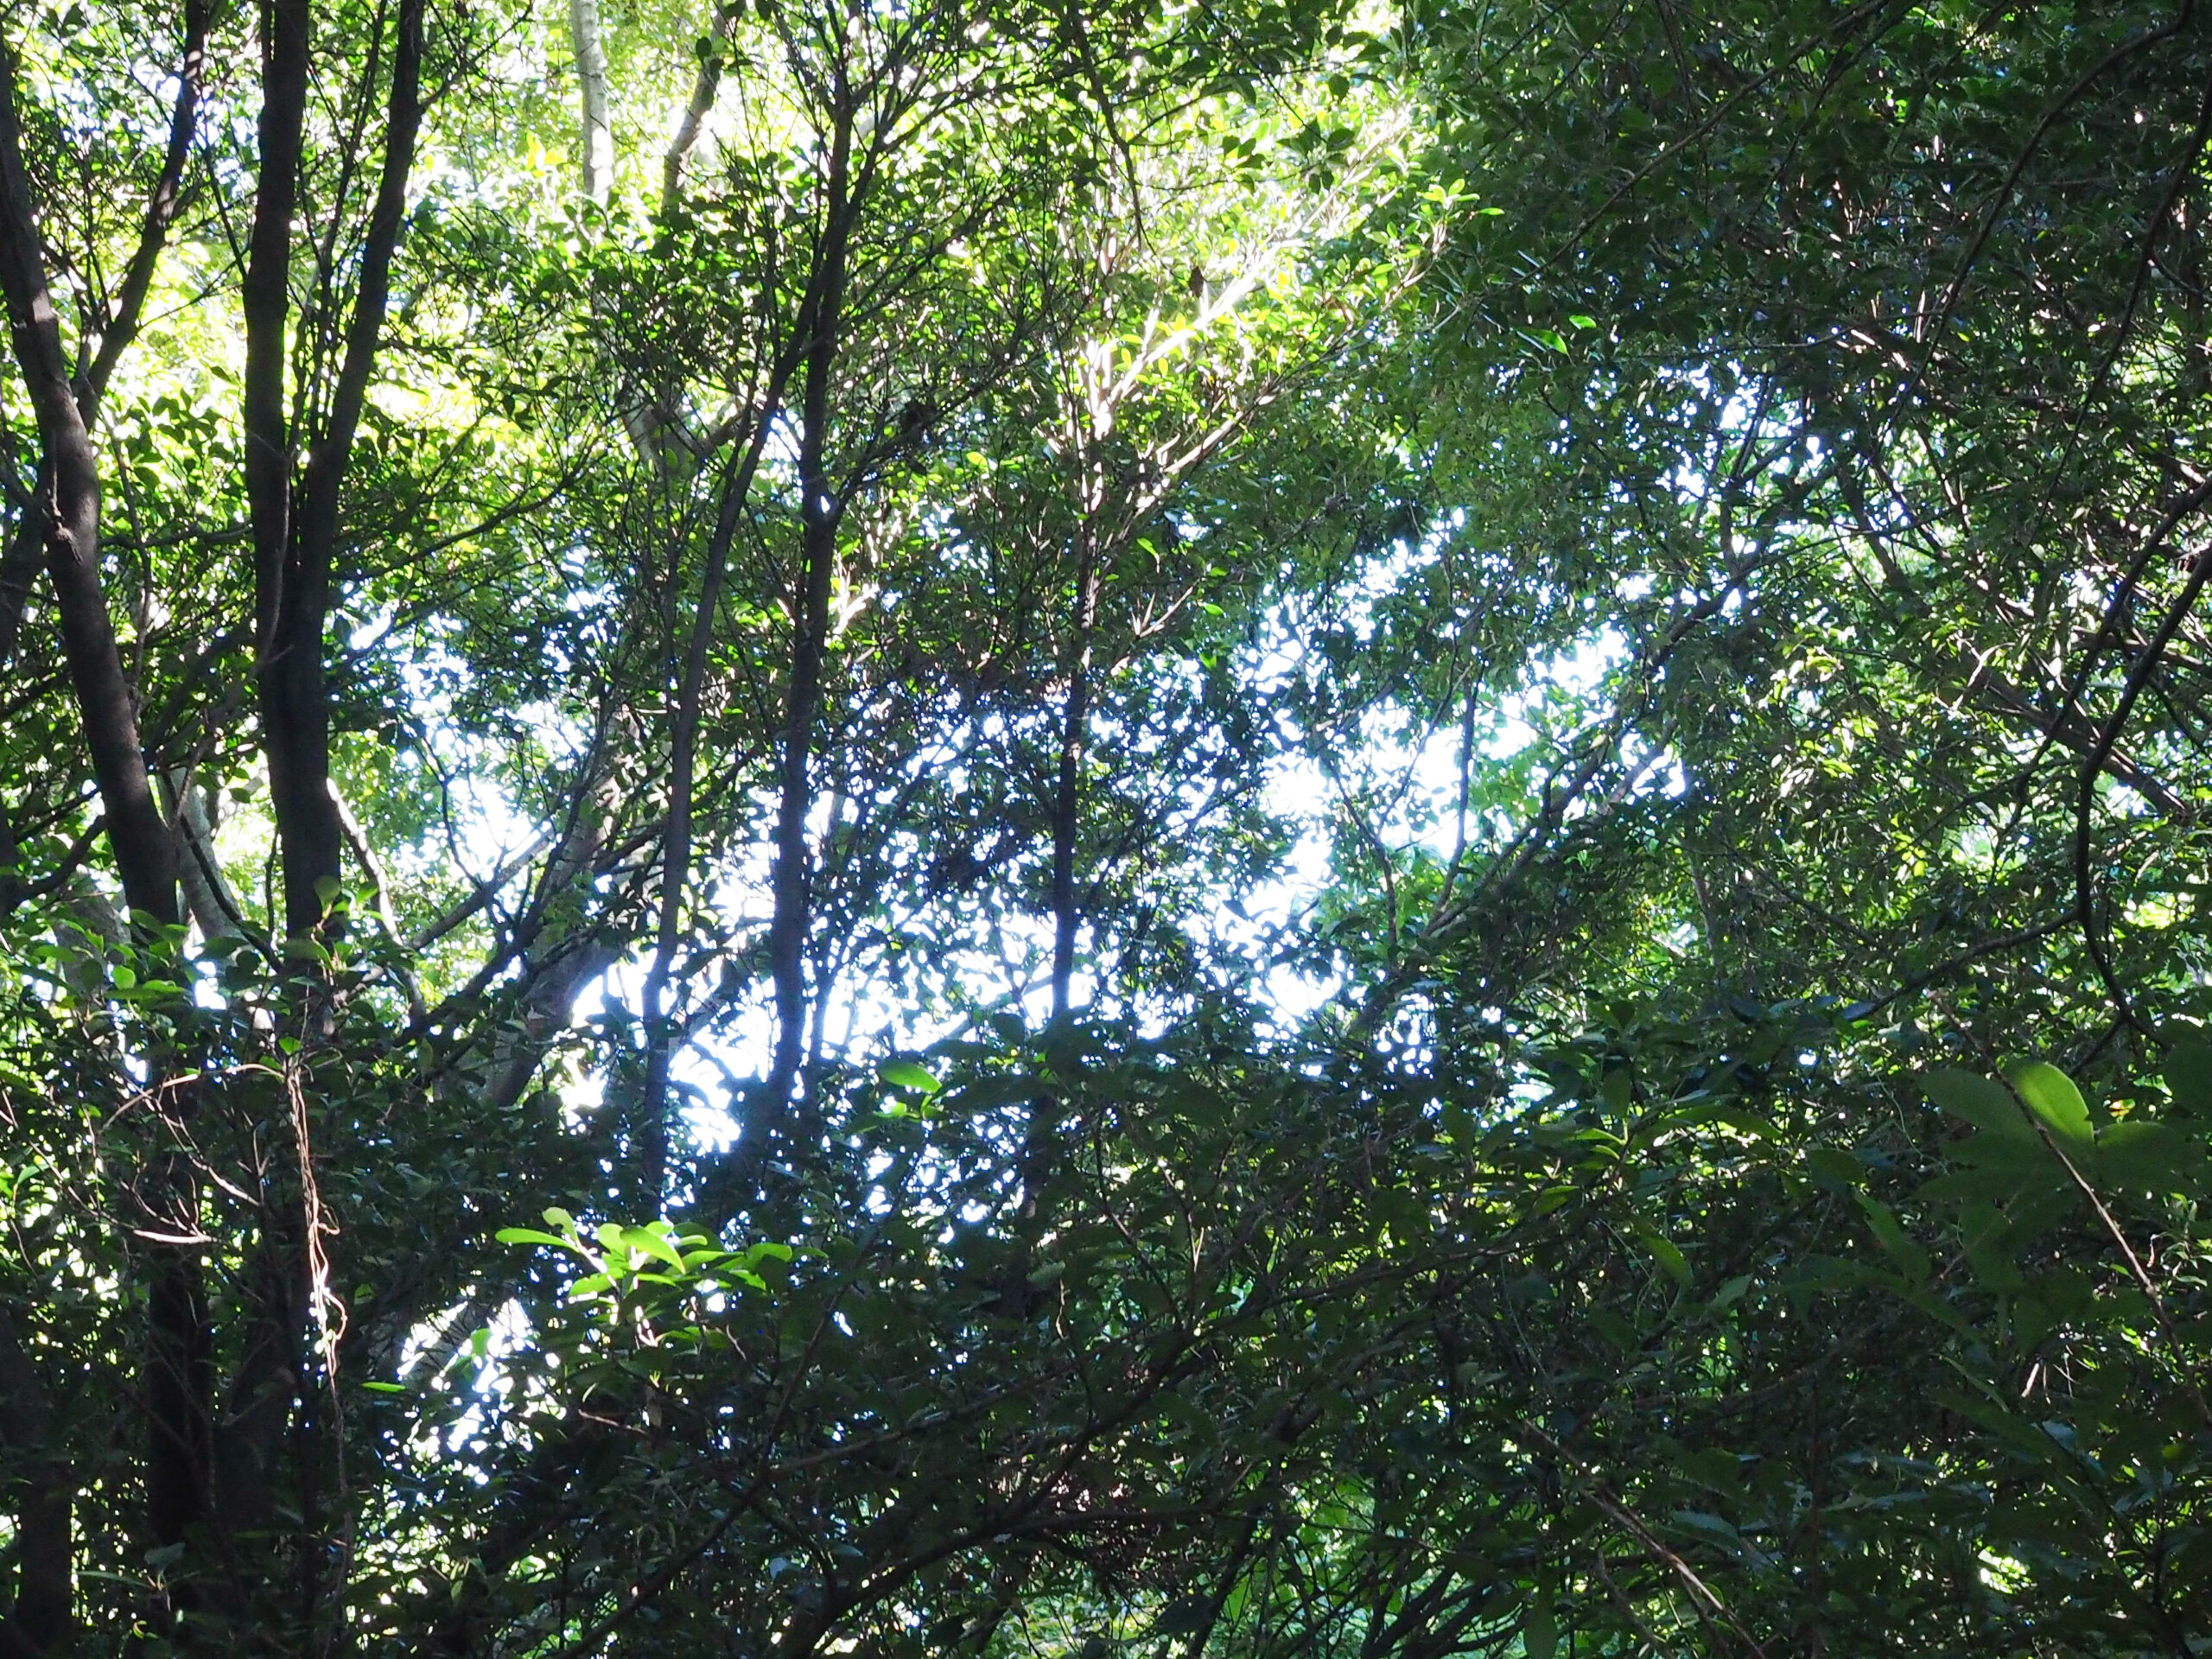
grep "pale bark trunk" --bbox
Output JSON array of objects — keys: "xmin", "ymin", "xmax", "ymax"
[
  {"xmin": 571, "ymin": 0, "xmax": 613, "ymax": 202},
  {"xmin": 1050, "ymin": 526, "xmax": 1101, "ymax": 1023},
  {"xmin": 662, "ymin": 12, "xmax": 736, "ymax": 215},
  {"xmin": 162, "ymin": 772, "xmax": 244, "ymax": 944}
]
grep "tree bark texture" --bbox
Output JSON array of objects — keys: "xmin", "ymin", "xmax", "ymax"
[{"xmin": 570, "ymin": 0, "xmax": 612, "ymax": 201}]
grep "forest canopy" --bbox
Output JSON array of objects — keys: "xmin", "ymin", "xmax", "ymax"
[{"xmin": 1, "ymin": 0, "xmax": 2210, "ymax": 1653}]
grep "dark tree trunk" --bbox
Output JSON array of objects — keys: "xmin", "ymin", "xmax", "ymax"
[
  {"xmin": 220, "ymin": 0, "xmax": 425, "ymax": 1625},
  {"xmin": 640, "ymin": 399, "xmax": 797, "ymax": 1207},
  {"xmin": 0, "ymin": 0, "xmax": 202, "ymax": 677},
  {"xmin": 0, "ymin": 510, "xmax": 43, "ymax": 674},
  {"xmin": 270, "ymin": 0, "xmax": 423, "ymax": 942},
  {"xmin": 763, "ymin": 107, "xmax": 855, "ymax": 1127},
  {"xmin": 0, "ymin": 49, "xmax": 209, "ymax": 1639},
  {"xmin": 0, "ymin": 1309, "xmax": 74, "ymax": 1655},
  {"xmin": 0, "ymin": 65, "xmax": 178, "ymax": 929},
  {"xmin": 1008, "ymin": 521, "xmax": 1103, "ymax": 1317}
]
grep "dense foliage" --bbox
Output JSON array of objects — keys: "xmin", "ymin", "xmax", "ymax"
[{"xmin": 1, "ymin": 0, "xmax": 2209, "ymax": 1653}]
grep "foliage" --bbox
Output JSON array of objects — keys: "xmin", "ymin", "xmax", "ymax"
[{"xmin": 0, "ymin": 0, "xmax": 2209, "ymax": 1656}]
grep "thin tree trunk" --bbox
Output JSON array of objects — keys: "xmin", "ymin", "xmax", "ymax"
[
  {"xmin": 0, "ymin": 58, "xmax": 179, "ymax": 928},
  {"xmin": 762, "ymin": 107, "xmax": 855, "ymax": 1127},
  {"xmin": 211, "ymin": 16, "xmax": 319, "ymax": 1620},
  {"xmin": 0, "ymin": 511, "xmax": 42, "ymax": 672},
  {"xmin": 570, "ymin": 0, "xmax": 612, "ymax": 202},
  {"xmin": 240, "ymin": 0, "xmax": 312, "ymax": 938},
  {"xmin": 1049, "ymin": 524, "xmax": 1101, "ymax": 1022},
  {"xmin": 251, "ymin": 0, "xmax": 423, "ymax": 945},
  {"xmin": 637, "ymin": 402, "xmax": 792, "ymax": 1205},
  {"xmin": 222, "ymin": 3, "xmax": 424, "ymax": 1628},
  {"xmin": 163, "ymin": 772, "xmax": 244, "ymax": 944},
  {"xmin": 0, "ymin": 40, "xmax": 211, "ymax": 1635},
  {"xmin": 662, "ymin": 12, "xmax": 736, "ymax": 215},
  {"xmin": 1007, "ymin": 522, "xmax": 1102, "ymax": 1317},
  {"xmin": 0, "ymin": 0, "xmax": 203, "ymax": 674},
  {"xmin": 79, "ymin": 0, "xmax": 209, "ymax": 429}
]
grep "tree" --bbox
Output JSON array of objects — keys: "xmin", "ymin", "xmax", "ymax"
[
  {"xmin": 0, "ymin": 0, "xmax": 1431, "ymax": 1649},
  {"xmin": 3, "ymin": 0, "xmax": 2212, "ymax": 1655}
]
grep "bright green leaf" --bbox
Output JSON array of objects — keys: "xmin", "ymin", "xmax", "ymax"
[{"xmin": 2007, "ymin": 1061, "xmax": 2092, "ymax": 1149}]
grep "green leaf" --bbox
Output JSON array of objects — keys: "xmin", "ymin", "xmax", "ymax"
[
  {"xmin": 2007, "ymin": 1061, "xmax": 2092, "ymax": 1149},
  {"xmin": 1959, "ymin": 1201, "xmax": 2024, "ymax": 1293},
  {"xmin": 1918, "ymin": 1166, "xmax": 2034, "ymax": 1207},
  {"xmin": 1671, "ymin": 1508, "xmax": 1739, "ymax": 1541},
  {"xmin": 622, "ymin": 1226, "xmax": 690, "ymax": 1274},
  {"xmin": 1522, "ymin": 1601, "xmax": 1556, "ymax": 1659},
  {"xmin": 1589, "ymin": 1306, "xmax": 1640, "ymax": 1351},
  {"xmin": 1855, "ymin": 1193, "xmax": 1928, "ymax": 1281},
  {"xmin": 1923, "ymin": 1066, "xmax": 2031, "ymax": 1140},
  {"xmin": 1934, "ymin": 1389, "xmax": 2071, "ymax": 1467},
  {"xmin": 2166, "ymin": 1039, "xmax": 2212, "ymax": 1115},
  {"xmin": 2096, "ymin": 1119, "xmax": 2197, "ymax": 1193},
  {"xmin": 1599, "ymin": 1065, "xmax": 1632, "ymax": 1111},
  {"xmin": 1804, "ymin": 1146, "xmax": 1864, "ymax": 1188},
  {"xmin": 880, "ymin": 1058, "xmax": 939, "ymax": 1094},
  {"xmin": 494, "ymin": 1227, "xmax": 574, "ymax": 1249},
  {"xmin": 1637, "ymin": 1227, "xmax": 1691, "ymax": 1287}
]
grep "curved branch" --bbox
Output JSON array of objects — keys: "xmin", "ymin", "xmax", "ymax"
[
  {"xmin": 2071, "ymin": 536, "xmax": 2212, "ymax": 1033},
  {"xmin": 0, "ymin": 46, "xmax": 176, "ymax": 925}
]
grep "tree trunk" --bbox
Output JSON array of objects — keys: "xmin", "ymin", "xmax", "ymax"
[
  {"xmin": 240, "ymin": 0, "xmax": 315, "ymax": 941},
  {"xmin": 253, "ymin": 0, "xmax": 423, "ymax": 945},
  {"xmin": 0, "ymin": 1308, "xmax": 73, "ymax": 1654},
  {"xmin": 0, "ymin": 64, "xmax": 178, "ymax": 928},
  {"xmin": 0, "ymin": 55, "xmax": 211, "ymax": 1636},
  {"xmin": 1049, "ymin": 524, "xmax": 1101, "ymax": 1022},
  {"xmin": 224, "ymin": 0, "xmax": 425, "ymax": 1626},
  {"xmin": 570, "ymin": 0, "xmax": 613, "ymax": 202},
  {"xmin": 0, "ymin": 0, "xmax": 201, "ymax": 676},
  {"xmin": 762, "ymin": 105, "xmax": 855, "ymax": 1129},
  {"xmin": 639, "ymin": 409, "xmax": 790, "ymax": 1205}
]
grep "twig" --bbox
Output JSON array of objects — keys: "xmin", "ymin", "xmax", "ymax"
[
  {"xmin": 2002, "ymin": 1076, "xmax": 2212, "ymax": 1429},
  {"xmin": 1520, "ymin": 1421, "xmax": 1770, "ymax": 1659}
]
